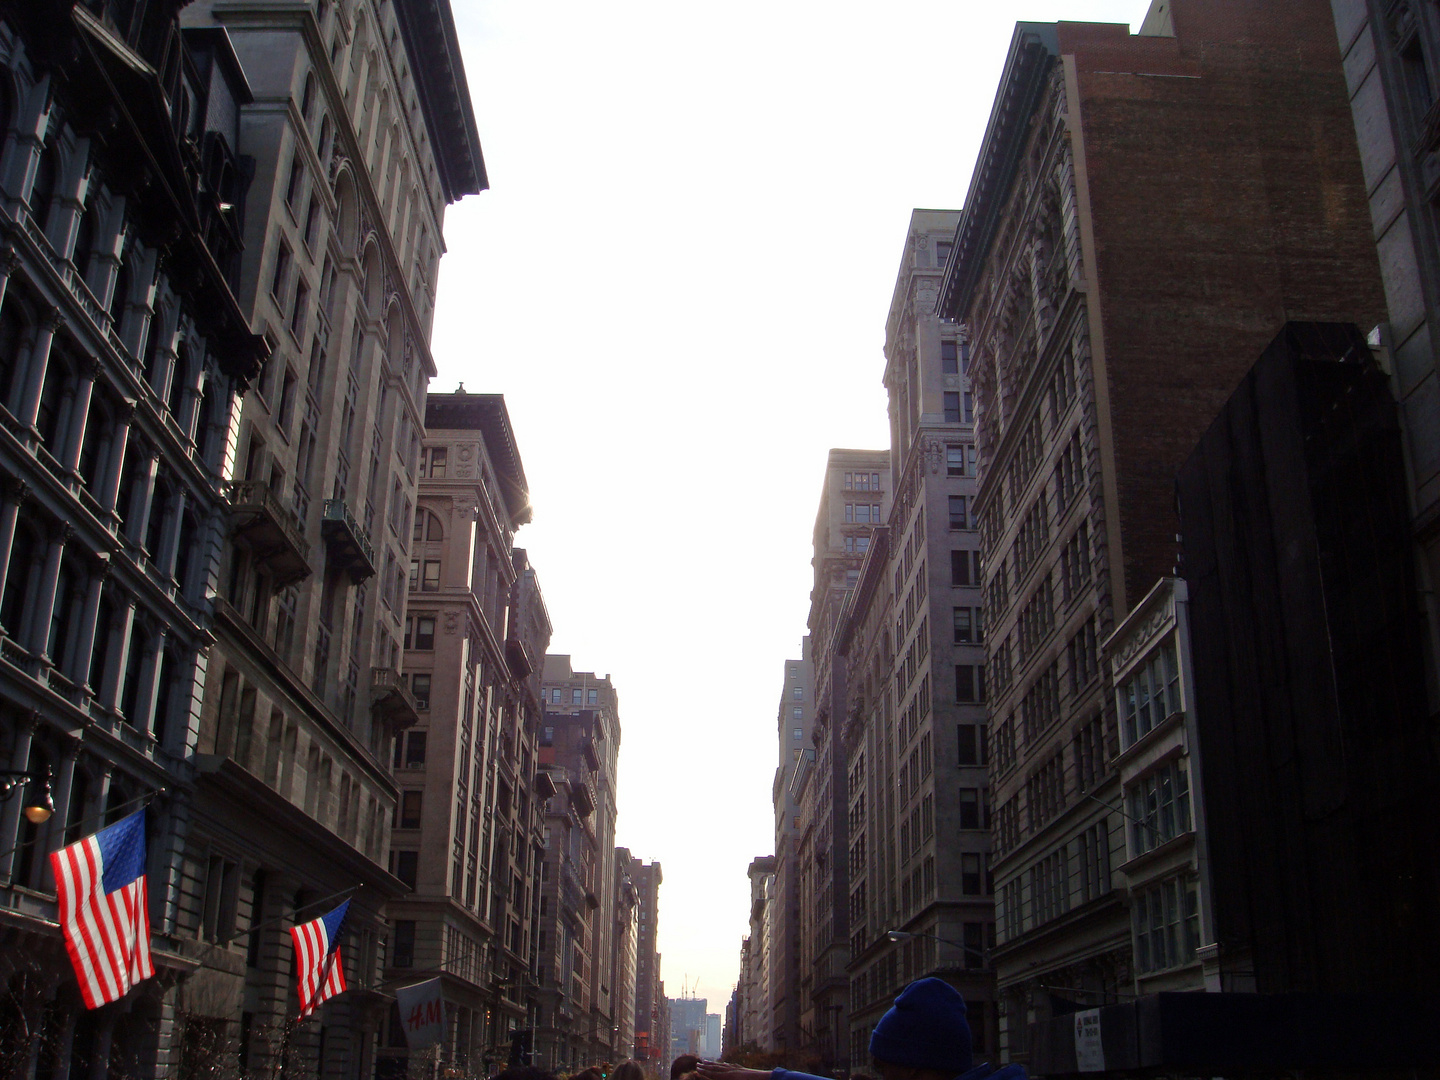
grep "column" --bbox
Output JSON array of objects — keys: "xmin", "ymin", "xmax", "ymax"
[
  {"xmin": 133, "ymin": 624, "xmax": 166, "ymax": 740},
  {"xmin": 0, "ymin": 478, "xmax": 31, "ymax": 631},
  {"xmin": 156, "ymin": 487, "xmax": 186, "ymax": 583},
  {"xmin": 39, "ymin": 734, "xmax": 80, "ymax": 893},
  {"xmin": 15, "ymin": 306, "xmax": 63, "ymax": 433},
  {"xmin": 0, "ymin": 247, "xmax": 20, "ymax": 314},
  {"xmin": 59, "ymin": 357, "xmax": 98, "ymax": 477},
  {"xmin": 98, "ymin": 598, "xmax": 134, "ymax": 713},
  {"xmin": 68, "ymin": 554, "xmax": 108, "ymax": 690},
  {"xmin": 123, "ymin": 451, "xmax": 157, "ymax": 549},
  {"xmin": 22, "ymin": 522, "xmax": 70, "ymax": 660},
  {"xmin": 0, "ymin": 710, "xmax": 37, "ymax": 882},
  {"xmin": 97, "ymin": 402, "xmax": 133, "ymax": 519}
]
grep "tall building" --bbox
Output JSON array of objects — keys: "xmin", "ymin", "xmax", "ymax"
[
  {"xmin": 769, "ymin": 641, "xmax": 811, "ymax": 1054},
  {"xmin": 630, "ymin": 855, "xmax": 664, "ymax": 1065},
  {"xmin": 937, "ymin": 0, "xmax": 1385, "ymax": 1061},
  {"xmin": 384, "ymin": 390, "xmax": 551, "ymax": 1072},
  {"xmin": 177, "ymin": 0, "xmax": 485, "ymax": 1070},
  {"xmin": 843, "ymin": 210, "xmax": 998, "ymax": 1069},
  {"xmin": 668, "ymin": 994, "xmax": 708, "ymax": 1059},
  {"xmin": 797, "ymin": 447, "xmax": 888, "ymax": 1071},
  {"xmin": 1331, "ymin": 0, "xmax": 1440, "ymax": 704},
  {"xmin": 736, "ymin": 855, "xmax": 775, "ymax": 1052},
  {"xmin": 0, "ymin": 3, "xmax": 264, "ymax": 1071},
  {"xmin": 612, "ymin": 848, "xmax": 640, "ymax": 1060},
  {"xmin": 535, "ymin": 657, "xmax": 622, "ymax": 1069}
]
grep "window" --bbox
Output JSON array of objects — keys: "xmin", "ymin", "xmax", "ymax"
[
  {"xmin": 955, "ymin": 664, "xmax": 985, "ymax": 703},
  {"xmin": 428, "ymin": 447, "xmax": 447, "ymax": 477},
  {"xmin": 587, "ymin": 689, "xmax": 599, "ymax": 705},
  {"xmin": 954, "ymin": 607, "xmax": 984, "ymax": 644},
  {"xmin": 949, "ymin": 496, "xmax": 968, "ymax": 530},
  {"xmin": 946, "ymin": 444, "xmax": 975, "ymax": 477},
  {"xmin": 788, "ymin": 665, "xmax": 798, "ymax": 680},
  {"xmin": 270, "ymin": 241, "xmax": 292, "ymax": 304},
  {"xmin": 404, "ymin": 616, "xmax": 435, "ymax": 650},
  {"xmin": 963, "ymin": 392, "xmax": 974, "ymax": 423},
  {"xmin": 846, "ymin": 504, "xmax": 881, "ymax": 524},
  {"xmin": 957, "ymin": 724, "xmax": 986, "ymax": 767},
  {"xmin": 935, "ymin": 240, "xmax": 952, "ymax": 266},
  {"xmin": 792, "ymin": 707, "xmax": 803, "ymax": 720},
  {"xmin": 845, "ymin": 535, "xmax": 872, "ymax": 554},
  {"xmin": 1134, "ymin": 876, "xmax": 1200, "ymax": 974},
  {"xmin": 572, "ymin": 689, "xmax": 583, "ymax": 705},
  {"xmin": 1120, "ymin": 640, "xmax": 1181, "ymax": 746},
  {"xmin": 792, "ymin": 686, "xmax": 803, "ymax": 700},
  {"xmin": 944, "ymin": 391, "xmax": 961, "ymax": 423},
  {"xmin": 392, "ymin": 920, "xmax": 416, "ymax": 967},
  {"xmin": 394, "ymin": 850, "xmax": 418, "ymax": 889},
  {"xmin": 398, "ymin": 791, "xmax": 423, "ymax": 829},
  {"xmin": 1127, "ymin": 759, "xmax": 1192, "ymax": 856},
  {"xmin": 951, "ymin": 549, "xmax": 979, "ymax": 586},
  {"xmin": 793, "ymin": 727, "xmax": 802, "ymax": 740},
  {"xmin": 959, "ymin": 788, "xmax": 985, "ymax": 830},
  {"xmin": 941, "ymin": 341, "xmax": 959, "ymax": 375},
  {"xmin": 421, "ymin": 560, "xmax": 440, "ymax": 592},
  {"xmin": 961, "ymin": 852, "xmax": 983, "ymax": 895},
  {"xmin": 410, "ymin": 673, "xmax": 431, "ymax": 709}
]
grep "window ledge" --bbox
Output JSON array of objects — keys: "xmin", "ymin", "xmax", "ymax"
[{"xmin": 1115, "ymin": 709, "xmax": 1185, "ymax": 768}]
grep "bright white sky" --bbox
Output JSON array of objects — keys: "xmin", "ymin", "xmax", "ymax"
[{"xmin": 430, "ymin": 0, "xmax": 1151, "ymax": 1016}]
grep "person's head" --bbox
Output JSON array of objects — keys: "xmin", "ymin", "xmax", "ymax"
[
  {"xmin": 869, "ymin": 977, "xmax": 973, "ymax": 1080},
  {"xmin": 573, "ymin": 1068, "xmax": 604, "ymax": 1080},
  {"xmin": 492, "ymin": 1068, "xmax": 558, "ymax": 1080},
  {"xmin": 612, "ymin": 1062, "xmax": 645, "ymax": 1080},
  {"xmin": 670, "ymin": 1056, "xmax": 699, "ymax": 1080}
]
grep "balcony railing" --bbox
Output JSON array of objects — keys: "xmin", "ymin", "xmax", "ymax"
[
  {"xmin": 321, "ymin": 498, "xmax": 376, "ymax": 581},
  {"xmin": 371, "ymin": 667, "xmax": 420, "ymax": 730},
  {"xmin": 229, "ymin": 479, "xmax": 311, "ymax": 585}
]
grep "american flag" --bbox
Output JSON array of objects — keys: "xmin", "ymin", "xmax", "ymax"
[
  {"xmin": 50, "ymin": 809, "xmax": 154, "ymax": 1009},
  {"xmin": 291, "ymin": 898, "xmax": 350, "ymax": 1018}
]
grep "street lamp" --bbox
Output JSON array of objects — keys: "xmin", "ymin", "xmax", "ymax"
[
  {"xmin": 885, "ymin": 928, "xmax": 987, "ymax": 970},
  {"xmin": 0, "ymin": 767, "xmax": 54, "ymax": 825}
]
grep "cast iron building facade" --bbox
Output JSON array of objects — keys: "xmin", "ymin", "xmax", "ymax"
[
  {"xmin": 1331, "ymin": 0, "xmax": 1440, "ymax": 710},
  {"xmin": 383, "ymin": 390, "xmax": 551, "ymax": 1072},
  {"xmin": 939, "ymin": 0, "xmax": 1386, "ymax": 1061},
  {"xmin": 0, "ymin": 3, "xmax": 264, "ymax": 1071}
]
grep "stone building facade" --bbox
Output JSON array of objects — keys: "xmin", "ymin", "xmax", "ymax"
[
  {"xmin": 610, "ymin": 849, "xmax": 639, "ymax": 1061},
  {"xmin": 799, "ymin": 447, "xmax": 888, "ymax": 1072},
  {"xmin": 842, "ymin": 209, "xmax": 997, "ymax": 1068},
  {"xmin": 175, "ymin": 0, "xmax": 485, "ymax": 1071},
  {"xmin": 535, "ymin": 657, "xmax": 622, "ymax": 1070},
  {"xmin": 767, "ymin": 641, "xmax": 810, "ymax": 1054},
  {"xmin": 0, "ymin": 2, "xmax": 265, "ymax": 1072},
  {"xmin": 938, "ymin": 0, "xmax": 1385, "ymax": 1061},
  {"xmin": 382, "ymin": 390, "xmax": 551, "ymax": 1073},
  {"xmin": 629, "ymin": 854, "xmax": 663, "ymax": 1065}
]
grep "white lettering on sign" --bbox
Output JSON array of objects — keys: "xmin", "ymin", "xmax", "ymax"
[{"xmin": 1074, "ymin": 1008, "xmax": 1104, "ymax": 1073}]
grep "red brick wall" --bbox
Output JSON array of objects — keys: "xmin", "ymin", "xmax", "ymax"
[{"xmin": 1058, "ymin": 0, "xmax": 1387, "ymax": 611}]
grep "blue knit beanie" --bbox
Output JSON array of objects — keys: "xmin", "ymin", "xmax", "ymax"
[{"xmin": 868, "ymin": 977, "xmax": 973, "ymax": 1075}]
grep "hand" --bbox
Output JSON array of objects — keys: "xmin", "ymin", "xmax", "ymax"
[{"xmin": 694, "ymin": 1063, "xmax": 772, "ymax": 1080}]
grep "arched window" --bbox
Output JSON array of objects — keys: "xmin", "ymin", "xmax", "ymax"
[
  {"xmin": 30, "ymin": 139, "xmax": 59, "ymax": 235},
  {"xmin": 174, "ymin": 508, "xmax": 199, "ymax": 596},
  {"xmin": 145, "ymin": 471, "xmax": 170, "ymax": 557},
  {"xmin": 168, "ymin": 341, "xmax": 191, "ymax": 423},
  {"xmin": 1, "ymin": 518, "xmax": 40, "ymax": 634},
  {"xmin": 300, "ymin": 71, "xmax": 316, "ymax": 124},
  {"xmin": 361, "ymin": 243, "xmax": 382, "ymax": 314},
  {"xmin": 316, "ymin": 114, "xmax": 333, "ymax": 167},
  {"xmin": 109, "ymin": 256, "xmax": 131, "ymax": 329},
  {"xmin": 35, "ymin": 345, "xmax": 73, "ymax": 458},
  {"xmin": 334, "ymin": 171, "xmax": 359, "ymax": 254},
  {"xmin": 412, "ymin": 509, "xmax": 442, "ymax": 543},
  {"xmin": 0, "ymin": 292, "xmax": 29, "ymax": 411},
  {"xmin": 47, "ymin": 549, "xmax": 79, "ymax": 664}
]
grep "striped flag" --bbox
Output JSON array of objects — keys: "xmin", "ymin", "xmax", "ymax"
[
  {"xmin": 291, "ymin": 898, "xmax": 349, "ymax": 1018},
  {"xmin": 50, "ymin": 809, "xmax": 154, "ymax": 1009}
]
